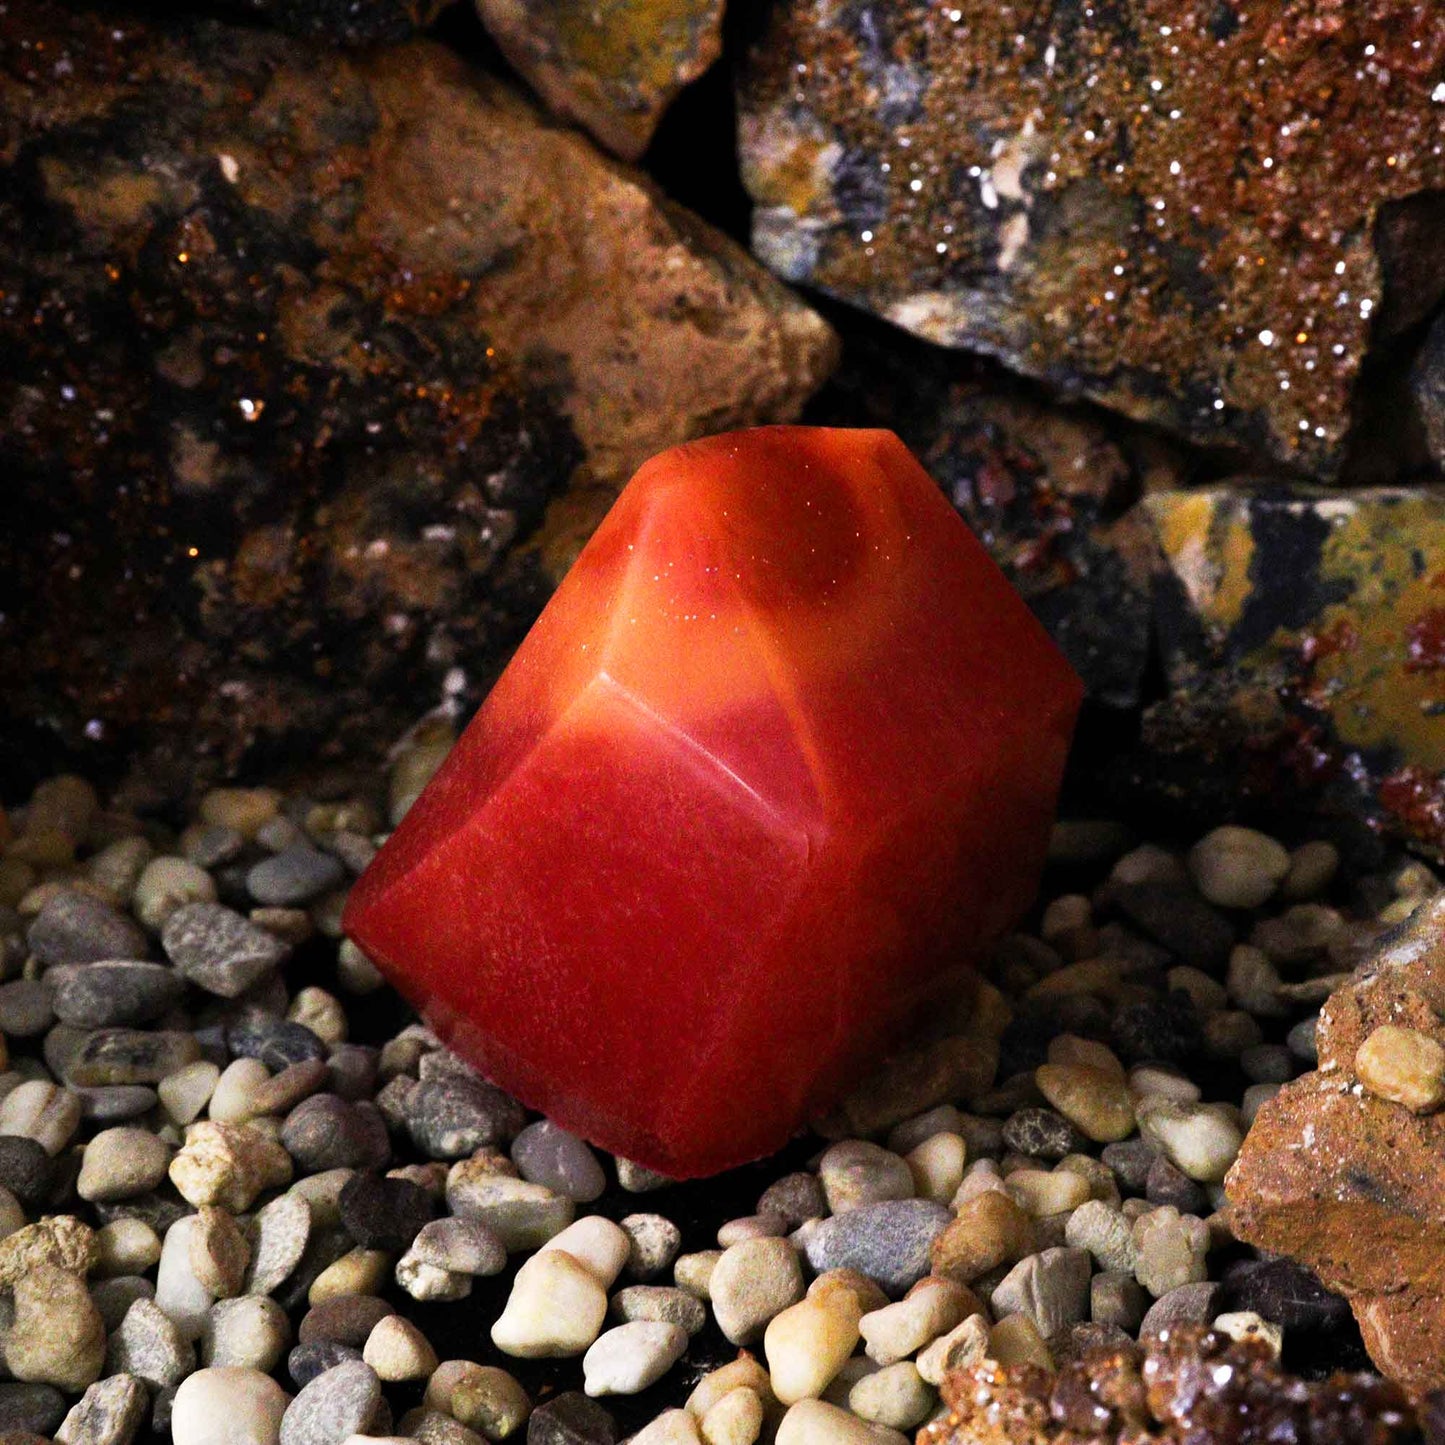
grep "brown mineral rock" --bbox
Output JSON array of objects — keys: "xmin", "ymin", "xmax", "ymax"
[
  {"xmin": 475, "ymin": 0, "xmax": 724, "ymax": 160},
  {"xmin": 1144, "ymin": 486, "xmax": 1445, "ymax": 860},
  {"xmin": 738, "ymin": 0, "xmax": 1445, "ymax": 473},
  {"xmin": 1228, "ymin": 894, "xmax": 1445, "ymax": 1394},
  {"xmin": 921, "ymin": 1326, "xmax": 1423, "ymax": 1445},
  {"xmin": 0, "ymin": 1, "xmax": 835, "ymax": 798}
]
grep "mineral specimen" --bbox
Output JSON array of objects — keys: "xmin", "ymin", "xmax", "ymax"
[{"xmin": 343, "ymin": 427, "xmax": 1081, "ymax": 1178}]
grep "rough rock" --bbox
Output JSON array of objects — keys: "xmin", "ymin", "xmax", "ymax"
[
  {"xmin": 739, "ymin": 0, "xmax": 1445, "ymax": 474},
  {"xmin": 1146, "ymin": 486, "xmax": 1445, "ymax": 859},
  {"xmin": 1227, "ymin": 893, "xmax": 1445, "ymax": 1393},
  {"xmin": 475, "ymin": 0, "xmax": 724, "ymax": 160},
  {"xmin": 0, "ymin": 1, "xmax": 835, "ymax": 796}
]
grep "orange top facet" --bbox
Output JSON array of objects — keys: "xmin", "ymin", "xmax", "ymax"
[{"xmin": 344, "ymin": 427, "xmax": 1082, "ymax": 1177}]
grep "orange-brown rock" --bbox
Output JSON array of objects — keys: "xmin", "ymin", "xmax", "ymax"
[
  {"xmin": 475, "ymin": 0, "xmax": 724, "ymax": 160},
  {"xmin": 1227, "ymin": 894, "xmax": 1445, "ymax": 1394}
]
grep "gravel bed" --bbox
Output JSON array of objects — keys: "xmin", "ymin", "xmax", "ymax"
[{"xmin": 0, "ymin": 747, "xmax": 1433, "ymax": 1445}]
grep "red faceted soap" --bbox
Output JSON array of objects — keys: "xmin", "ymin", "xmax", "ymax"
[{"xmin": 343, "ymin": 427, "xmax": 1081, "ymax": 1177}]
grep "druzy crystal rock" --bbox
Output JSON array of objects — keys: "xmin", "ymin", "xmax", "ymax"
[{"xmin": 344, "ymin": 427, "xmax": 1081, "ymax": 1177}]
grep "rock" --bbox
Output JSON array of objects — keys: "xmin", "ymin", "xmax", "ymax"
[
  {"xmin": 1227, "ymin": 896, "xmax": 1445, "ymax": 1392},
  {"xmin": 362, "ymin": 1316, "xmax": 437, "ymax": 1382},
  {"xmin": 280, "ymin": 1361, "xmax": 381, "ymax": 1445},
  {"xmin": 509, "ymin": 1121, "xmax": 606, "ymax": 1204},
  {"xmin": 338, "ymin": 1174, "xmax": 433, "ymax": 1252},
  {"xmin": 67, "ymin": 1029, "xmax": 203, "ymax": 1086},
  {"xmin": 172, "ymin": 1368, "xmax": 291, "ymax": 1445},
  {"xmin": 757, "ymin": 1173, "xmax": 828, "ymax": 1231},
  {"xmin": 0, "ymin": 1384, "xmax": 67, "ymax": 1438},
  {"xmin": 0, "ymin": 1137, "xmax": 54, "ymax": 1206},
  {"xmin": 444, "ymin": 1170, "xmax": 573, "ymax": 1252},
  {"xmin": 525, "ymin": 1391, "xmax": 617, "ymax": 1445},
  {"xmin": 204, "ymin": 1296, "xmax": 292, "ymax": 1372},
  {"xmin": 475, "ymin": 0, "xmax": 723, "ymax": 160},
  {"xmin": 580, "ymin": 1321, "xmax": 687, "ymax": 1396},
  {"xmin": 0, "ymin": 1079, "xmax": 82, "ymax": 1155},
  {"xmin": 1355, "ymin": 1024, "xmax": 1445, "ymax": 1112},
  {"xmin": 804, "ymin": 1200, "xmax": 951, "ymax": 1298},
  {"xmin": 248, "ymin": 849, "xmax": 345, "ymax": 908},
  {"xmin": 620, "ymin": 1214, "xmax": 682, "ymax": 1281},
  {"xmin": 283, "ymin": 1097, "xmax": 391, "ymax": 1174},
  {"xmin": 228, "ymin": 1021, "xmax": 327, "ymax": 1072},
  {"xmin": 6, "ymin": 1264, "xmax": 107, "ymax": 1391},
  {"xmin": 0, "ymin": 980, "xmax": 53, "ymax": 1038},
  {"xmin": 1411, "ymin": 308, "xmax": 1445, "ymax": 469},
  {"xmin": 163, "ymin": 904, "xmax": 291, "ymax": 998},
  {"xmin": 246, "ymin": 1193, "xmax": 313, "ymax": 1296},
  {"xmin": 0, "ymin": 1216, "xmax": 98, "ymax": 1285},
  {"xmin": 817, "ymin": 1141, "xmax": 913, "ymax": 1214},
  {"xmin": 763, "ymin": 1295, "xmax": 861, "ymax": 1405},
  {"xmin": 1147, "ymin": 487, "xmax": 1445, "ymax": 861},
  {"xmin": 289, "ymin": 1343, "xmax": 362, "ymax": 1389},
  {"xmin": 171, "ymin": 1121, "xmax": 293, "ymax": 1211},
  {"xmin": 491, "ymin": 1249, "xmax": 608, "ymax": 1358},
  {"xmin": 0, "ymin": 3, "xmax": 834, "ymax": 794},
  {"xmin": 424, "ymin": 1361, "xmax": 531, "ymax": 1439},
  {"xmin": 54, "ymin": 1374, "xmax": 148, "ymax": 1445},
  {"xmin": 858, "ymin": 1278, "xmax": 975, "ymax": 1367},
  {"xmin": 610, "ymin": 1285, "xmax": 707, "ymax": 1336},
  {"xmin": 1188, "ymin": 828, "xmax": 1291, "ymax": 911},
  {"xmin": 407, "ymin": 1217, "xmax": 505, "ymax": 1277},
  {"xmin": 156, "ymin": 1216, "xmax": 219, "ymax": 1342},
  {"xmin": 774, "ymin": 1398, "xmax": 905, "ymax": 1445},
  {"xmin": 1132, "ymin": 1206, "xmax": 1210, "ymax": 1299},
  {"xmin": 26, "ymin": 893, "xmax": 147, "ymax": 967},
  {"xmin": 990, "ymin": 1248, "xmax": 1091, "ymax": 1341},
  {"xmin": 931, "ymin": 1193, "xmax": 1033, "ymax": 1285},
  {"xmin": 705, "ymin": 1238, "xmax": 806, "ymax": 1347},
  {"xmin": 1139, "ymin": 1282, "xmax": 1222, "ymax": 1343},
  {"xmin": 78, "ymin": 1127, "xmax": 173, "ymax": 1202},
  {"xmin": 404, "ymin": 1076, "xmax": 526, "ymax": 1160},
  {"xmin": 1136, "ymin": 1099, "xmax": 1243, "ymax": 1184},
  {"xmin": 47, "ymin": 963, "xmax": 185, "ymax": 1029},
  {"xmin": 107, "ymin": 1296, "xmax": 196, "ymax": 1387},
  {"xmin": 740, "ymin": 0, "xmax": 1445, "ymax": 475}
]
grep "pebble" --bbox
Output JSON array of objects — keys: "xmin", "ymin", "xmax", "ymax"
[
  {"xmin": 394, "ymin": 1254, "xmax": 470, "ymax": 1304},
  {"xmin": 0, "ymin": 1382, "xmax": 68, "ymax": 1436},
  {"xmin": 284, "ymin": 1097, "xmax": 391, "ymax": 1173},
  {"xmin": 1111, "ymin": 882, "xmax": 1235, "ymax": 970},
  {"xmin": 228, "ymin": 1020, "xmax": 328, "ymax": 1071},
  {"xmin": 199, "ymin": 789, "xmax": 282, "ymax": 839},
  {"xmin": 0, "ymin": 1215, "xmax": 98, "ymax": 1283},
  {"xmin": 309, "ymin": 1248, "xmax": 391, "ymax": 1304},
  {"xmin": 775, "ymin": 1398, "xmax": 907, "ymax": 1445},
  {"xmin": 764, "ymin": 1294, "xmax": 862, "ymax": 1404},
  {"xmin": 539, "ymin": 1216, "xmax": 631, "ymax": 1288},
  {"xmin": 402, "ymin": 1073, "xmax": 525, "ymax": 1160},
  {"xmin": 180, "ymin": 825, "xmax": 245, "ymax": 870},
  {"xmin": 988, "ymin": 1313, "xmax": 1053, "ymax": 1369},
  {"xmin": 290, "ymin": 1343, "xmax": 362, "ymax": 1390},
  {"xmin": 612, "ymin": 1285, "xmax": 708, "ymax": 1335},
  {"xmin": 1099, "ymin": 1139, "xmax": 1156, "ymax": 1193},
  {"xmin": 818, "ymin": 1141, "xmax": 914, "ymax": 1213},
  {"xmin": 107, "ymin": 1296, "xmax": 195, "ymax": 1387},
  {"xmin": 525, "ymin": 1391, "xmax": 618, "ymax": 1445},
  {"xmin": 210, "ymin": 1059, "xmax": 274, "ymax": 1124},
  {"xmin": 7, "ymin": 1263, "xmax": 107, "ymax": 1390},
  {"xmin": 1000, "ymin": 1107, "xmax": 1085, "ymax": 1160},
  {"xmin": 931, "ymin": 1192, "xmax": 1033, "ymax": 1284},
  {"xmin": 171, "ymin": 1120, "xmax": 293, "ymax": 1211},
  {"xmin": 1136, "ymin": 1099, "xmax": 1243, "ymax": 1183},
  {"xmin": 190, "ymin": 1205, "xmax": 251, "ymax": 1297},
  {"xmin": 95, "ymin": 1218, "xmax": 162, "ymax": 1277},
  {"xmin": 491, "ymin": 1248, "xmax": 609, "ymax": 1358},
  {"xmin": 1220, "ymin": 1256, "xmax": 1351, "ymax": 1331},
  {"xmin": 27, "ymin": 891, "xmax": 148, "ymax": 967},
  {"xmin": 133, "ymin": 856, "xmax": 219, "ymax": 933},
  {"xmin": 699, "ymin": 1387, "xmax": 762, "ymax": 1445},
  {"xmin": 67, "ymin": 1028, "xmax": 202, "ymax": 1086},
  {"xmin": 509, "ymin": 1121, "xmax": 606, "ymax": 1203},
  {"xmin": 1281, "ymin": 840, "xmax": 1339, "ymax": 900},
  {"xmin": 204, "ymin": 1296, "xmax": 292, "ymax": 1371},
  {"xmin": 444, "ymin": 1170, "xmax": 573, "ymax": 1252},
  {"xmin": 632, "ymin": 1409, "xmax": 702, "ymax": 1445},
  {"xmin": 156, "ymin": 1216, "xmax": 218, "ymax": 1341},
  {"xmin": 1034, "ymin": 1064, "xmax": 1135, "ymax": 1144},
  {"xmin": 78, "ymin": 1126, "xmax": 172, "ymax": 1201},
  {"xmin": 160, "ymin": 1061, "xmax": 221, "ymax": 1127},
  {"xmin": 990, "ymin": 1247, "xmax": 1091, "ymax": 1339},
  {"xmin": 0, "ymin": 1078, "xmax": 82, "ymax": 1154},
  {"xmin": 582, "ymin": 1321, "xmax": 688, "ymax": 1396},
  {"xmin": 1214, "ymin": 1308, "xmax": 1284, "ymax": 1356},
  {"xmin": 847, "ymin": 1362, "xmax": 933, "ymax": 1432},
  {"xmin": 1138, "ymin": 1281, "xmax": 1222, "ymax": 1341},
  {"xmin": 163, "ymin": 902, "xmax": 290, "ymax": 997},
  {"xmin": 55, "ymin": 1373, "xmax": 148, "ymax": 1445},
  {"xmin": 717, "ymin": 1214, "xmax": 788, "ymax": 1246},
  {"xmin": 1132, "ymin": 1206, "xmax": 1210, "ymax": 1297},
  {"xmin": 1004, "ymin": 1168, "xmax": 1090, "ymax": 1218},
  {"xmin": 902, "ymin": 1133, "xmax": 966, "ymax": 1205},
  {"xmin": 0, "ymin": 978, "xmax": 53, "ymax": 1036},
  {"xmin": 400, "ymin": 1218, "xmax": 501, "ymax": 1281},
  {"xmin": 614, "ymin": 1157, "xmax": 673, "ymax": 1193},
  {"xmin": 363, "ymin": 1315, "xmax": 437, "ymax": 1381},
  {"xmin": 77, "ymin": 1083, "xmax": 159, "ymax": 1123},
  {"xmin": 248, "ymin": 848, "xmax": 345, "ymax": 908},
  {"xmin": 280, "ymin": 1361, "xmax": 382, "ymax": 1445},
  {"xmin": 92, "ymin": 1277, "xmax": 156, "ymax": 1331},
  {"xmin": 858, "ymin": 1277, "xmax": 973, "ymax": 1365},
  {"xmin": 621, "ymin": 1213, "xmax": 682, "ymax": 1280},
  {"xmin": 1145, "ymin": 1155, "xmax": 1208, "ymax": 1214},
  {"xmin": 246, "ymin": 1192, "xmax": 312, "ymax": 1296},
  {"xmin": 300, "ymin": 1297, "xmax": 396, "ymax": 1348},
  {"xmin": 0, "ymin": 1134, "xmax": 53, "ymax": 1204},
  {"xmin": 673, "ymin": 1250, "xmax": 721, "ymax": 1299},
  {"xmin": 1355, "ymin": 1024, "xmax": 1445, "ymax": 1112},
  {"xmin": 1188, "ymin": 827, "xmax": 1291, "ymax": 909},
  {"xmin": 336, "ymin": 1173, "xmax": 432, "ymax": 1252},
  {"xmin": 173, "ymin": 1367, "xmax": 290, "ymax": 1445},
  {"xmin": 287, "ymin": 989, "xmax": 347, "ymax": 1048},
  {"xmin": 1091, "ymin": 1270, "xmax": 1147, "ymax": 1331},
  {"xmin": 757, "ymin": 1173, "xmax": 828, "ymax": 1229},
  {"xmin": 709, "ymin": 1237, "xmax": 805, "ymax": 1345},
  {"xmin": 424, "ymin": 1361, "xmax": 531, "ymax": 1438},
  {"xmin": 1063, "ymin": 1200, "xmax": 1136, "ymax": 1274},
  {"xmin": 802, "ymin": 1199, "xmax": 950, "ymax": 1297}
]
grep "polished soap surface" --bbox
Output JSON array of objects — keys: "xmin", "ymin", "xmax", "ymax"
[{"xmin": 344, "ymin": 426, "xmax": 1081, "ymax": 1177}]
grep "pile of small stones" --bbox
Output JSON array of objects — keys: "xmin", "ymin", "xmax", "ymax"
[{"xmin": 0, "ymin": 741, "xmax": 1433, "ymax": 1445}]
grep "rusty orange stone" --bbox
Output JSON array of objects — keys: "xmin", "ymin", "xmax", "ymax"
[{"xmin": 343, "ymin": 427, "xmax": 1081, "ymax": 1177}]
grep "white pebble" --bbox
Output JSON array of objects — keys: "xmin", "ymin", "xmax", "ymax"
[
  {"xmin": 172, "ymin": 1367, "xmax": 290, "ymax": 1445},
  {"xmin": 582, "ymin": 1321, "xmax": 688, "ymax": 1396},
  {"xmin": 490, "ymin": 1248, "xmax": 607, "ymax": 1358}
]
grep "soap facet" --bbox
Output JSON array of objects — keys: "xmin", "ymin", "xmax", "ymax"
[{"xmin": 343, "ymin": 427, "xmax": 1082, "ymax": 1177}]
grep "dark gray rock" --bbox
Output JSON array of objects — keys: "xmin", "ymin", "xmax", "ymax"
[
  {"xmin": 338, "ymin": 1172, "xmax": 433, "ymax": 1252},
  {"xmin": 297, "ymin": 1295, "xmax": 395, "ymax": 1349},
  {"xmin": 1220, "ymin": 1257, "xmax": 1351, "ymax": 1332},
  {"xmin": 46, "ymin": 962, "xmax": 185, "ymax": 1028},
  {"xmin": 27, "ymin": 892, "xmax": 147, "ymax": 967},
  {"xmin": 1001, "ymin": 1108, "xmax": 1087, "ymax": 1162},
  {"xmin": 288, "ymin": 1341, "xmax": 363, "ymax": 1391},
  {"xmin": 0, "ymin": 979, "xmax": 54, "ymax": 1038},
  {"xmin": 162, "ymin": 903, "xmax": 291, "ymax": 998},
  {"xmin": 227, "ymin": 1019, "xmax": 327, "ymax": 1072},
  {"xmin": 246, "ymin": 848, "xmax": 345, "ymax": 907},
  {"xmin": 509, "ymin": 1120, "xmax": 606, "ymax": 1203},
  {"xmin": 526, "ymin": 1392, "xmax": 617, "ymax": 1445},
  {"xmin": 281, "ymin": 1096, "xmax": 390, "ymax": 1173},
  {"xmin": 0, "ymin": 1383, "xmax": 67, "ymax": 1437},
  {"xmin": 757, "ymin": 1171, "xmax": 827, "ymax": 1230},
  {"xmin": 404, "ymin": 1075, "xmax": 526, "ymax": 1160}
]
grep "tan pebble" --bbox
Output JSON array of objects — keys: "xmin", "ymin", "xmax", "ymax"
[
  {"xmin": 0, "ymin": 1215, "xmax": 98, "ymax": 1285},
  {"xmin": 95, "ymin": 1218, "xmax": 162, "ymax": 1278},
  {"xmin": 1282, "ymin": 841, "xmax": 1339, "ymax": 901},
  {"xmin": 309, "ymin": 1248, "xmax": 392, "ymax": 1304},
  {"xmin": 632, "ymin": 1411, "xmax": 703, "ymax": 1445},
  {"xmin": 775, "ymin": 1398, "xmax": 907, "ymax": 1445},
  {"xmin": 170, "ymin": 1121, "xmax": 292, "ymax": 1211},
  {"xmin": 700, "ymin": 1386, "xmax": 763, "ymax": 1445},
  {"xmin": 931, "ymin": 1191, "xmax": 1034, "ymax": 1282},
  {"xmin": 364, "ymin": 1314, "xmax": 438, "ymax": 1381},
  {"xmin": 190, "ymin": 1206, "xmax": 250, "ymax": 1298},
  {"xmin": 199, "ymin": 788, "xmax": 281, "ymax": 839},
  {"xmin": 847, "ymin": 1361, "xmax": 935, "ymax": 1432},
  {"xmin": 1036, "ymin": 1064, "xmax": 1135, "ymax": 1144},
  {"xmin": 288, "ymin": 987, "xmax": 347, "ymax": 1047},
  {"xmin": 490, "ymin": 1248, "xmax": 607, "ymax": 1358},
  {"xmin": 6, "ymin": 1263, "xmax": 105, "ymax": 1390},
  {"xmin": 859, "ymin": 1276, "xmax": 977, "ymax": 1365},
  {"xmin": 1355, "ymin": 1025, "xmax": 1445, "ymax": 1113},
  {"xmin": 709, "ymin": 1237, "xmax": 804, "ymax": 1346},
  {"xmin": 1005, "ymin": 1168, "xmax": 1091, "ymax": 1218},
  {"xmin": 1188, "ymin": 826, "xmax": 1289, "ymax": 909},
  {"xmin": 915, "ymin": 1314, "xmax": 988, "ymax": 1386},
  {"xmin": 1213, "ymin": 1309, "xmax": 1283, "ymax": 1357},
  {"xmin": 764, "ymin": 1295, "xmax": 861, "ymax": 1404},
  {"xmin": 160, "ymin": 1061, "xmax": 221, "ymax": 1127},
  {"xmin": 806, "ymin": 1268, "xmax": 887, "ymax": 1317},
  {"xmin": 424, "ymin": 1360, "xmax": 531, "ymax": 1436},
  {"xmin": 904, "ymin": 1133, "xmax": 966, "ymax": 1204},
  {"xmin": 988, "ymin": 1312, "xmax": 1053, "ymax": 1369},
  {"xmin": 1045, "ymin": 1036, "xmax": 1124, "ymax": 1079}
]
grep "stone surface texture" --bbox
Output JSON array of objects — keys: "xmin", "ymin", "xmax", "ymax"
[
  {"xmin": 475, "ymin": 0, "xmax": 725, "ymax": 160},
  {"xmin": 0, "ymin": 0, "xmax": 836, "ymax": 797},
  {"xmin": 738, "ymin": 0, "xmax": 1445, "ymax": 473},
  {"xmin": 1228, "ymin": 894, "xmax": 1445, "ymax": 1394}
]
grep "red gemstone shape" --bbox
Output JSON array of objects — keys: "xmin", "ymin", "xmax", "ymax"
[{"xmin": 343, "ymin": 427, "xmax": 1082, "ymax": 1177}]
